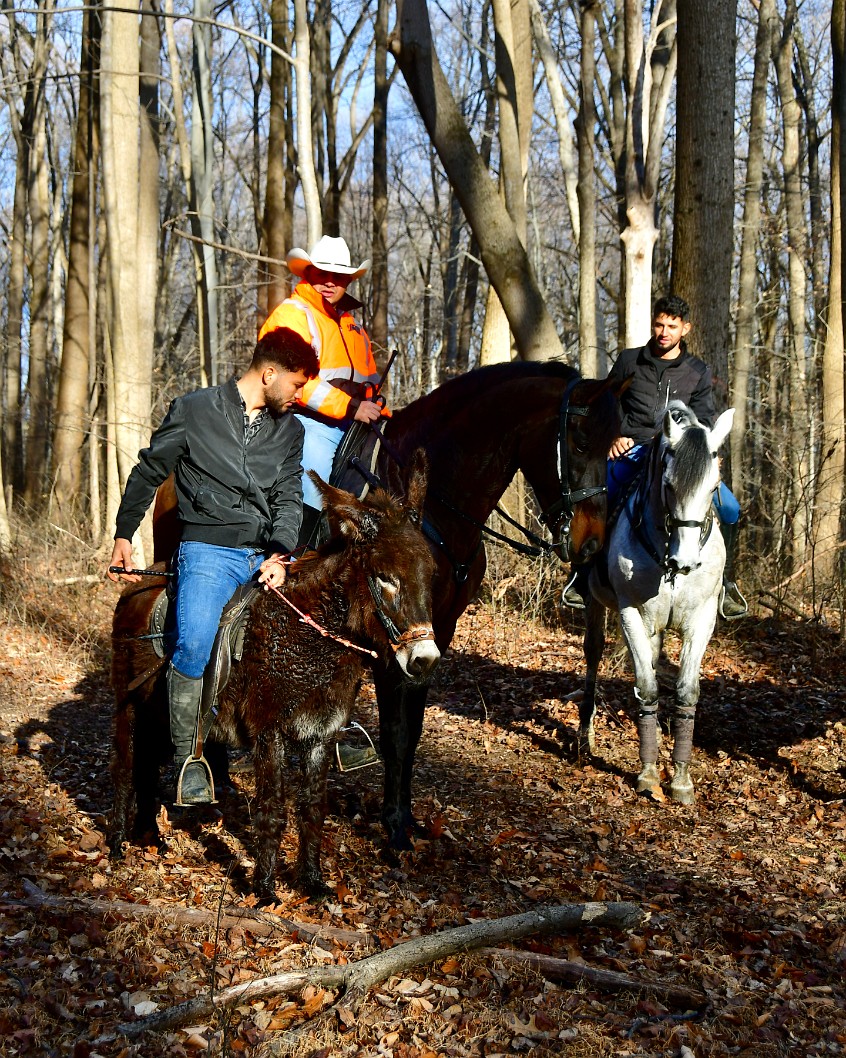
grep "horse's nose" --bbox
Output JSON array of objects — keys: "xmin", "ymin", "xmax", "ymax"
[{"xmin": 667, "ymin": 555, "xmax": 700, "ymax": 576}]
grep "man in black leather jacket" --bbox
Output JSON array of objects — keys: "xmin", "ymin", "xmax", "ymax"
[{"xmin": 107, "ymin": 327, "xmax": 318, "ymax": 803}]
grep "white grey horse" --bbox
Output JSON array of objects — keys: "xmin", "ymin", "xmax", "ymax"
[{"xmin": 579, "ymin": 401, "xmax": 735, "ymax": 803}]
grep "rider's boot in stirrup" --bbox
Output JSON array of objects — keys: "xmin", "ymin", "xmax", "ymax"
[
  {"xmin": 718, "ymin": 521, "xmax": 748, "ymax": 620},
  {"xmin": 167, "ymin": 665, "xmax": 212, "ymax": 805},
  {"xmin": 561, "ymin": 565, "xmax": 589, "ymax": 610}
]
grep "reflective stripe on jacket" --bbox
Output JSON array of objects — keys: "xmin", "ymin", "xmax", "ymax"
[{"xmin": 259, "ymin": 282, "xmax": 384, "ymax": 423}]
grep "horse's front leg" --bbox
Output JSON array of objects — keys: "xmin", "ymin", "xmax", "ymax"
[
  {"xmin": 376, "ymin": 669, "xmax": 430, "ymax": 849},
  {"xmin": 670, "ymin": 605, "xmax": 718, "ymax": 804},
  {"xmin": 252, "ymin": 728, "xmax": 285, "ymax": 904},
  {"xmin": 579, "ymin": 598, "xmax": 607, "ymax": 757},
  {"xmin": 294, "ymin": 741, "xmax": 333, "ymax": 897},
  {"xmin": 619, "ymin": 606, "xmax": 661, "ymax": 797}
]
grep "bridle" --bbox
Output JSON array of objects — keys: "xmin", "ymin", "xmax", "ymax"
[
  {"xmin": 628, "ymin": 435, "xmax": 716, "ymax": 576},
  {"xmin": 366, "ymin": 574, "xmax": 436, "ymax": 653},
  {"xmin": 536, "ymin": 377, "xmax": 608, "ymax": 555}
]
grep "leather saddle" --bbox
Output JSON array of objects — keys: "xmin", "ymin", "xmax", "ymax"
[{"xmin": 148, "ymin": 580, "xmax": 260, "ymax": 729}]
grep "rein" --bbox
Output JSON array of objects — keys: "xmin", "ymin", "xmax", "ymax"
[
  {"xmin": 264, "ymin": 581, "xmax": 378, "ymax": 659},
  {"xmin": 627, "ymin": 436, "xmax": 716, "ymax": 576},
  {"xmin": 537, "ymin": 376, "xmax": 608, "ymax": 548},
  {"xmin": 265, "ymin": 575, "xmax": 436, "ymax": 658}
]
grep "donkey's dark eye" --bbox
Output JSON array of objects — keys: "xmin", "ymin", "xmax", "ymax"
[{"xmin": 376, "ymin": 575, "xmax": 398, "ymax": 600}]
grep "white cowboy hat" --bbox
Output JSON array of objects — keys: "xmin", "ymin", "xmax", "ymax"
[{"xmin": 286, "ymin": 236, "xmax": 370, "ymax": 280}]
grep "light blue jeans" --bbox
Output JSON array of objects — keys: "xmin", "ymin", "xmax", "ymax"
[
  {"xmin": 608, "ymin": 445, "xmax": 740, "ymax": 525},
  {"xmin": 297, "ymin": 414, "xmax": 345, "ymax": 509},
  {"xmin": 172, "ymin": 541, "xmax": 265, "ymax": 679}
]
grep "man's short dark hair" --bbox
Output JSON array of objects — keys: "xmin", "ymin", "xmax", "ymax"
[
  {"xmin": 251, "ymin": 327, "xmax": 319, "ymax": 378},
  {"xmin": 653, "ymin": 294, "xmax": 690, "ymax": 321}
]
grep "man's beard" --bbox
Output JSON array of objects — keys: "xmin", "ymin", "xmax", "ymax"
[{"xmin": 265, "ymin": 394, "xmax": 292, "ymax": 418}]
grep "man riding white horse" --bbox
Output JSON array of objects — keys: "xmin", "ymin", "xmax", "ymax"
[{"xmin": 563, "ymin": 294, "xmax": 747, "ymax": 620}]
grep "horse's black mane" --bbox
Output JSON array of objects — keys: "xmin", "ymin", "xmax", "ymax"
[{"xmin": 666, "ymin": 421, "xmax": 712, "ymax": 501}]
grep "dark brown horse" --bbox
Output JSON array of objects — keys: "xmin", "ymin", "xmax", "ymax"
[
  {"xmin": 152, "ymin": 362, "xmax": 620, "ymax": 849},
  {"xmin": 111, "ymin": 454, "xmax": 439, "ymax": 898}
]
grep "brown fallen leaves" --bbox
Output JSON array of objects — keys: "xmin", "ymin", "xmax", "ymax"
[{"xmin": 1, "ymin": 593, "xmax": 845, "ymax": 1056}]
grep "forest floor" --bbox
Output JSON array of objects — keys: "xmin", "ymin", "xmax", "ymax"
[{"xmin": 0, "ymin": 549, "xmax": 845, "ymax": 1058}]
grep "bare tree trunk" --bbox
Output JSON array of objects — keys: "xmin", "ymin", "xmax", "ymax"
[
  {"xmin": 53, "ymin": 4, "xmax": 101, "ymax": 520},
  {"xmin": 4, "ymin": 126, "xmax": 27, "ymax": 501},
  {"xmin": 262, "ymin": 0, "xmax": 293, "ymax": 317},
  {"xmin": 813, "ymin": 0, "xmax": 846, "ymax": 591},
  {"xmin": 482, "ymin": 0, "xmax": 535, "ymax": 365},
  {"xmin": 101, "ymin": 0, "xmax": 152, "ymax": 563},
  {"xmin": 773, "ymin": 0, "xmax": 811, "ymax": 566},
  {"xmin": 620, "ymin": 0, "xmax": 676, "ymax": 345},
  {"xmin": 138, "ymin": 0, "xmax": 161, "ymax": 383},
  {"xmin": 528, "ymin": 0, "xmax": 579, "ymax": 242},
  {"xmin": 0, "ymin": 442, "xmax": 11, "ymax": 555},
  {"xmin": 294, "ymin": 0, "xmax": 322, "ymax": 245},
  {"xmin": 371, "ymin": 0, "xmax": 391, "ymax": 363},
  {"xmin": 671, "ymin": 0, "xmax": 735, "ymax": 399},
  {"xmin": 192, "ymin": 0, "xmax": 220, "ymax": 385},
  {"xmin": 731, "ymin": 0, "xmax": 775, "ymax": 502},
  {"xmin": 22, "ymin": 0, "xmax": 54, "ymax": 511},
  {"xmin": 576, "ymin": 0, "xmax": 600, "ymax": 375},
  {"xmin": 390, "ymin": 0, "xmax": 563, "ymax": 361}
]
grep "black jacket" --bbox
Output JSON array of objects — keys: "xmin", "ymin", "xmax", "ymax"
[
  {"xmin": 608, "ymin": 343, "xmax": 716, "ymax": 444},
  {"xmin": 115, "ymin": 378, "xmax": 304, "ymax": 553}
]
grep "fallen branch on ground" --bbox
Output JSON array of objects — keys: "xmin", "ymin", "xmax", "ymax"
[
  {"xmin": 13, "ymin": 878, "xmax": 370, "ymax": 948},
  {"xmin": 116, "ymin": 900, "xmax": 643, "ymax": 1038},
  {"xmin": 480, "ymin": 947, "xmax": 708, "ymax": 1007}
]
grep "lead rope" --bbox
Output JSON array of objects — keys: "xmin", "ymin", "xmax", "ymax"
[{"xmin": 263, "ymin": 580, "xmax": 378, "ymax": 659}]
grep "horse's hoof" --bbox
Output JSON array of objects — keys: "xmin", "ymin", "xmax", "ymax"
[
  {"xmin": 670, "ymin": 784, "xmax": 695, "ymax": 805},
  {"xmin": 254, "ymin": 887, "xmax": 278, "ymax": 907},
  {"xmin": 670, "ymin": 762, "xmax": 695, "ymax": 804},
  {"xmin": 297, "ymin": 873, "xmax": 333, "ymax": 900},
  {"xmin": 576, "ymin": 731, "xmax": 596, "ymax": 760},
  {"xmin": 635, "ymin": 764, "xmax": 663, "ymax": 799}
]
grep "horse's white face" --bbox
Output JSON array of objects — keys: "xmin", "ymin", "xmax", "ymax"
[{"xmin": 661, "ymin": 408, "xmax": 735, "ymax": 576}]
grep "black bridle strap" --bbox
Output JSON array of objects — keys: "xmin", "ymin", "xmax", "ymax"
[
  {"xmin": 366, "ymin": 421, "xmax": 555, "ymax": 560},
  {"xmin": 366, "ymin": 574, "xmax": 436, "ymax": 651},
  {"xmin": 537, "ymin": 377, "xmax": 607, "ymax": 537}
]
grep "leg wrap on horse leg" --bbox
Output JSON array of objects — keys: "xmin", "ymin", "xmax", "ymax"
[
  {"xmin": 671, "ymin": 709, "xmax": 696, "ymax": 766},
  {"xmin": 637, "ymin": 705, "xmax": 659, "ymax": 765}
]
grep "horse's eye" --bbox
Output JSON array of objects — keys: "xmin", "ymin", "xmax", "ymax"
[{"xmin": 376, "ymin": 575, "xmax": 399, "ymax": 600}]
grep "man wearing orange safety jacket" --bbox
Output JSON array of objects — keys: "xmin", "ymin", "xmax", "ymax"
[{"xmin": 259, "ymin": 235, "xmax": 390, "ymax": 544}]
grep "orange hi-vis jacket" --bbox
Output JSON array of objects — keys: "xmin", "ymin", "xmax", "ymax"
[{"xmin": 259, "ymin": 281, "xmax": 389, "ymax": 424}]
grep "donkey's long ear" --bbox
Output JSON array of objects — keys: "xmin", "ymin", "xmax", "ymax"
[
  {"xmin": 403, "ymin": 448, "xmax": 429, "ymax": 525},
  {"xmin": 309, "ymin": 472, "xmax": 380, "ymax": 542}
]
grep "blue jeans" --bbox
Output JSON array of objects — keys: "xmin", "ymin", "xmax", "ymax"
[
  {"xmin": 172, "ymin": 541, "xmax": 265, "ymax": 678},
  {"xmin": 297, "ymin": 414, "xmax": 345, "ymax": 509},
  {"xmin": 608, "ymin": 445, "xmax": 740, "ymax": 525}
]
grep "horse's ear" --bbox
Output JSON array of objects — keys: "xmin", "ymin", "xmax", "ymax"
[
  {"xmin": 308, "ymin": 471, "xmax": 380, "ymax": 542},
  {"xmin": 710, "ymin": 407, "xmax": 735, "ymax": 450},
  {"xmin": 663, "ymin": 408, "xmax": 685, "ymax": 447},
  {"xmin": 403, "ymin": 448, "xmax": 429, "ymax": 525}
]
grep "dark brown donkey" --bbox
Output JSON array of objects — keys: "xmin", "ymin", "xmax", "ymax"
[{"xmin": 110, "ymin": 454, "xmax": 439, "ymax": 899}]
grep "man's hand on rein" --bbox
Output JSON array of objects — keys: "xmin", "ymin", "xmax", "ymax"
[{"xmin": 259, "ymin": 553, "xmax": 289, "ymax": 590}]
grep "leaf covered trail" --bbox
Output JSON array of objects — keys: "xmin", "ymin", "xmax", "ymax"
[{"xmin": 0, "ymin": 596, "xmax": 844, "ymax": 1056}]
